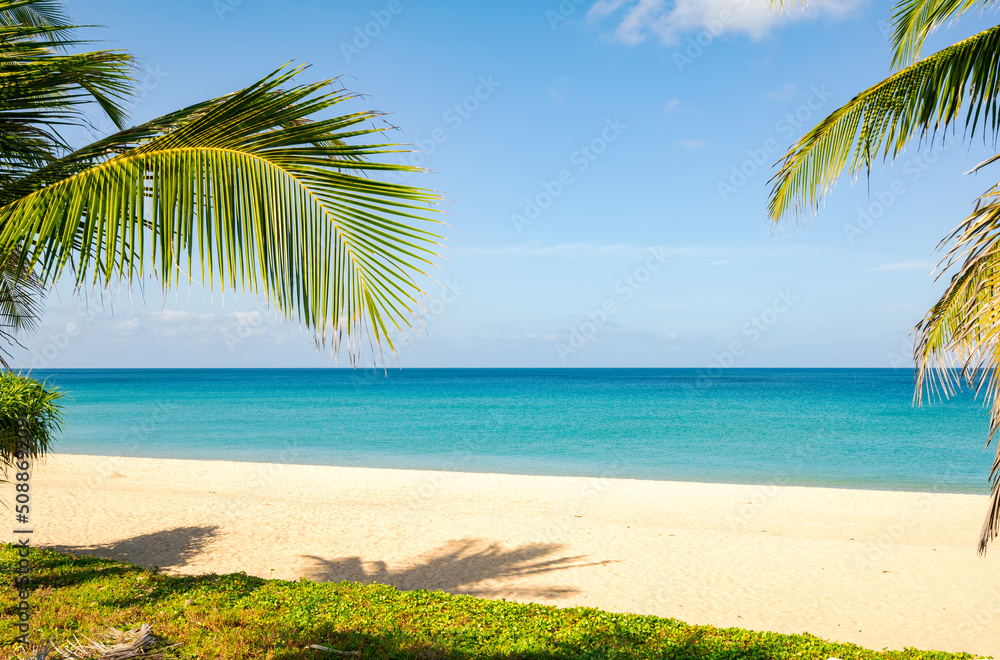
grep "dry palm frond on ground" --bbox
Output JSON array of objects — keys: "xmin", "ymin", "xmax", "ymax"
[{"xmin": 26, "ymin": 624, "xmax": 178, "ymax": 660}]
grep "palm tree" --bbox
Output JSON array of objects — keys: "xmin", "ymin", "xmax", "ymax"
[
  {"xmin": 768, "ymin": 0, "xmax": 1000, "ymax": 552},
  {"xmin": 0, "ymin": 0, "xmax": 442, "ymax": 367}
]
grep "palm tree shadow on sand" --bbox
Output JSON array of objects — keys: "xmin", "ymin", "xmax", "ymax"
[
  {"xmin": 48, "ymin": 525, "xmax": 221, "ymax": 571},
  {"xmin": 302, "ymin": 538, "xmax": 612, "ymax": 600}
]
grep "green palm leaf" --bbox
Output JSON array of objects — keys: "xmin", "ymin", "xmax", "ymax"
[
  {"xmin": 0, "ymin": 251, "xmax": 43, "ymax": 367},
  {"xmin": 0, "ymin": 0, "xmax": 134, "ymax": 184},
  {"xmin": 0, "ymin": 0, "xmax": 70, "ymax": 31},
  {"xmin": 768, "ymin": 24, "xmax": 1000, "ymax": 225},
  {"xmin": 768, "ymin": 0, "xmax": 1000, "ymax": 551},
  {"xmin": 0, "ymin": 0, "xmax": 449, "ymax": 503},
  {"xmin": 914, "ymin": 184, "xmax": 1000, "ymax": 551},
  {"xmin": 889, "ymin": 0, "xmax": 1000, "ymax": 68},
  {"xmin": 0, "ymin": 64, "xmax": 443, "ymax": 361}
]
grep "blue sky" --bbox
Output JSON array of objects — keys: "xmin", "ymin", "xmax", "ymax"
[{"xmin": 14, "ymin": 0, "xmax": 1000, "ymax": 369}]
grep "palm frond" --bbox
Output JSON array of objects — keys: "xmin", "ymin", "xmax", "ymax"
[
  {"xmin": 914, "ymin": 182, "xmax": 1000, "ymax": 552},
  {"xmin": 0, "ymin": 249, "xmax": 44, "ymax": 366},
  {"xmin": 889, "ymin": 0, "xmax": 1000, "ymax": 69},
  {"xmin": 768, "ymin": 24, "xmax": 1000, "ymax": 226},
  {"xmin": 0, "ymin": 0, "xmax": 71, "ymax": 32},
  {"xmin": 0, "ymin": 65, "xmax": 443, "ymax": 363},
  {"xmin": 0, "ymin": 33, "xmax": 136, "ymax": 132},
  {"xmin": 966, "ymin": 150, "xmax": 1000, "ymax": 172},
  {"xmin": 0, "ymin": 48, "xmax": 136, "ymax": 181},
  {"xmin": 0, "ymin": 0, "xmax": 136, "ymax": 180}
]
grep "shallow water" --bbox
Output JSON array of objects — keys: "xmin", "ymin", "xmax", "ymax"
[{"xmin": 33, "ymin": 368, "xmax": 997, "ymax": 493}]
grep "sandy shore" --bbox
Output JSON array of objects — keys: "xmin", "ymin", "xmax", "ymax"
[{"xmin": 6, "ymin": 453, "xmax": 1000, "ymax": 656}]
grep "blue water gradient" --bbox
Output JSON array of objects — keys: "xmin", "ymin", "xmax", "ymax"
[{"xmin": 31, "ymin": 368, "xmax": 997, "ymax": 493}]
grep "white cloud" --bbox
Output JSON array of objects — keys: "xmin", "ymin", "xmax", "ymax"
[
  {"xmin": 587, "ymin": 0, "xmax": 862, "ymax": 45},
  {"xmin": 589, "ymin": 0, "xmax": 629, "ymax": 19},
  {"xmin": 113, "ymin": 318, "xmax": 140, "ymax": 333},
  {"xmin": 228, "ymin": 310, "xmax": 264, "ymax": 323},
  {"xmin": 679, "ymin": 138, "xmax": 707, "ymax": 150},
  {"xmin": 226, "ymin": 311, "xmax": 270, "ymax": 338},
  {"xmin": 665, "ymin": 97, "xmax": 681, "ymax": 112},
  {"xmin": 154, "ymin": 309, "xmax": 214, "ymax": 323},
  {"xmin": 709, "ymin": 259, "xmax": 730, "ymax": 266},
  {"xmin": 103, "ymin": 309, "xmax": 239, "ymax": 343}
]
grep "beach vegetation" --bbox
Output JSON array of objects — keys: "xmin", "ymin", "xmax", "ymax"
[
  {"xmin": 0, "ymin": 546, "xmax": 981, "ymax": 660},
  {"xmin": 0, "ymin": 371, "xmax": 60, "ymax": 483}
]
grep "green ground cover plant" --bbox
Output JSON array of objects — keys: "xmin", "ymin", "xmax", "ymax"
[{"xmin": 0, "ymin": 546, "xmax": 981, "ymax": 660}]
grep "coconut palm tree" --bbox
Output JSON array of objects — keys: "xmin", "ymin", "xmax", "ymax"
[
  {"xmin": 768, "ymin": 0, "xmax": 1000, "ymax": 552},
  {"xmin": 0, "ymin": 0, "xmax": 442, "ymax": 368}
]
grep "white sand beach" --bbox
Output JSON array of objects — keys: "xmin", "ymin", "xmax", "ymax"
[{"xmin": 9, "ymin": 453, "xmax": 1000, "ymax": 657}]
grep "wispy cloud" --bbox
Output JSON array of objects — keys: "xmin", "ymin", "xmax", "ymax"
[
  {"xmin": 453, "ymin": 242, "xmax": 732, "ymax": 258},
  {"xmin": 767, "ymin": 82, "xmax": 796, "ymax": 101},
  {"xmin": 709, "ymin": 259, "xmax": 730, "ymax": 266},
  {"xmin": 587, "ymin": 0, "xmax": 862, "ymax": 45},
  {"xmin": 454, "ymin": 242, "xmax": 650, "ymax": 257},
  {"xmin": 102, "ymin": 308, "xmax": 272, "ymax": 344},
  {"xmin": 871, "ymin": 260, "xmax": 934, "ymax": 272},
  {"xmin": 548, "ymin": 77, "xmax": 571, "ymax": 103},
  {"xmin": 113, "ymin": 318, "xmax": 140, "ymax": 334},
  {"xmin": 679, "ymin": 138, "xmax": 707, "ymax": 150},
  {"xmin": 154, "ymin": 309, "xmax": 214, "ymax": 323},
  {"xmin": 589, "ymin": 0, "xmax": 629, "ymax": 19}
]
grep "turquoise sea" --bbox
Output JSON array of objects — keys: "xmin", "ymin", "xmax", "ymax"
[{"xmin": 31, "ymin": 368, "xmax": 998, "ymax": 494}]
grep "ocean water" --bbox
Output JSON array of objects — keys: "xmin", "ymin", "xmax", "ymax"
[{"xmin": 29, "ymin": 368, "xmax": 998, "ymax": 494}]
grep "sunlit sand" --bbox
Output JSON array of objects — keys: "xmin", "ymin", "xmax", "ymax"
[{"xmin": 18, "ymin": 454, "xmax": 1000, "ymax": 656}]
